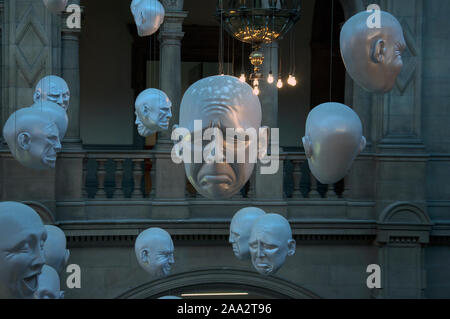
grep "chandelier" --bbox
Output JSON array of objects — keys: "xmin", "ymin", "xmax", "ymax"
[{"xmin": 216, "ymin": 0, "xmax": 301, "ymax": 94}]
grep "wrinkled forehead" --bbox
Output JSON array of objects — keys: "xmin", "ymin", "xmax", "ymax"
[
  {"xmin": 0, "ymin": 210, "xmax": 44, "ymax": 241},
  {"xmin": 37, "ymin": 78, "xmax": 69, "ymax": 93}
]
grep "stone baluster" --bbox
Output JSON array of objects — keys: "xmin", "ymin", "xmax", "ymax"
[
  {"xmin": 291, "ymin": 159, "xmax": 302, "ymax": 198},
  {"xmin": 309, "ymin": 175, "xmax": 321, "ymax": 199},
  {"xmin": 96, "ymin": 159, "xmax": 107, "ymax": 198},
  {"xmin": 149, "ymin": 157, "xmax": 156, "ymax": 198},
  {"xmin": 115, "ymin": 159, "xmax": 125, "ymax": 198},
  {"xmin": 131, "ymin": 159, "xmax": 144, "ymax": 198}
]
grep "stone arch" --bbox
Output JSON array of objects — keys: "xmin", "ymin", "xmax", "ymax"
[
  {"xmin": 116, "ymin": 268, "xmax": 321, "ymax": 299},
  {"xmin": 379, "ymin": 202, "xmax": 431, "ymax": 225},
  {"xmin": 22, "ymin": 201, "xmax": 55, "ymax": 224}
]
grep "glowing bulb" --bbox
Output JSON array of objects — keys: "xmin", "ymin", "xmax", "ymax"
[
  {"xmin": 276, "ymin": 78, "xmax": 283, "ymax": 89},
  {"xmin": 267, "ymin": 72, "xmax": 274, "ymax": 84},
  {"xmin": 239, "ymin": 74, "xmax": 246, "ymax": 82},
  {"xmin": 253, "ymin": 79, "xmax": 259, "ymax": 86},
  {"xmin": 287, "ymin": 75, "xmax": 297, "ymax": 86},
  {"xmin": 253, "ymin": 86, "xmax": 260, "ymax": 96}
]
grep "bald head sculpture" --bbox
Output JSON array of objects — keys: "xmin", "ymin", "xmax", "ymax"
[
  {"xmin": 34, "ymin": 75, "xmax": 70, "ymax": 111},
  {"xmin": 0, "ymin": 202, "xmax": 47, "ymax": 299},
  {"xmin": 131, "ymin": 0, "xmax": 165, "ymax": 37},
  {"xmin": 340, "ymin": 10, "xmax": 406, "ymax": 93},
  {"xmin": 135, "ymin": 88, "xmax": 172, "ymax": 137},
  {"xmin": 30, "ymin": 101, "xmax": 69, "ymax": 140},
  {"xmin": 3, "ymin": 107, "xmax": 62, "ymax": 170},
  {"xmin": 43, "ymin": 225, "xmax": 70, "ymax": 275},
  {"xmin": 135, "ymin": 228, "xmax": 174, "ymax": 278},
  {"xmin": 179, "ymin": 75, "xmax": 262, "ymax": 199},
  {"xmin": 34, "ymin": 265, "xmax": 64, "ymax": 299},
  {"xmin": 248, "ymin": 214, "xmax": 295, "ymax": 276},
  {"xmin": 302, "ymin": 102, "xmax": 366, "ymax": 185},
  {"xmin": 229, "ymin": 207, "xmax": 266, "ymax": 260}
]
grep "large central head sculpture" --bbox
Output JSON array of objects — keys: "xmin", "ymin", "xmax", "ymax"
[
  {"xmin": 134, "ymin": 88, "xmax": 172, "ymax": 137},
  {"xmin": 135, "ymin": 228, "xmax": 174, "ymax": 278},
  {"xmin": 3, "ymin": 107, "xmax": 62, "ymax": 170},
  {"xmin": 302, "ymin": 102, "xmax": 366, "ymax": 185},
  {"xmin": 131, "ymin": 0, "xmax": 165, "ymax": 37},
  {"xmin": 34, "ymin": 75, "xmax": 70, "ymax": 111},
  {"xmin": 340, "ymin": 10, "xmax": 406, "ymax": 93},
  {"xmin": 229, "ymin": 207, "xmax": 266, "ymax": 260},
  {"xmin": 248, "ymin": 214, "xmax": 296, "ymax": 276},
  {"xmin": 43, "ymin": 225, "xmax": 70, "ymax": 275},
  {"xmin": 179, "ymin": 75, "xmax": 262, "ymax": 199},
  {"xmin": 0, "ymin": 202, "xmax": 47, "ymax": 299}
]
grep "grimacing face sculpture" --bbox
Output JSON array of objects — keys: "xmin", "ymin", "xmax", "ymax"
[
  {"xmin": 34, "ymin": 75, "xmax": 70, "ymax": 111},
  {"xmin": 340, "ymin": 10, "xmax": 406, "ymax": 93},
  {"xmin": 302, "ymin": 102, "xmax": 366, "ymax": 185},
  {"xmin": 248, "ymin": 214, "xmax": 296, "ymax": 276},
  {"xmin": 31, "ymin": 101, "xmax": 69, "ymax": 140},
  {"xmin": 131, "ymin": 0, "xmax": 165, "ymax": 37},
  {"xmin": 0, "ymin": 202, "xmax": 47, "ymax": 299},
  {"xmin": 42, "ymin": 0, "xmax": 68, "ymax": 14},
  {"xmin": 229, "ymin": 207, "xmax": 266, "ymax": 260},
  {"xmin": 135, "ymin": 88, "xmax": 172, "ymax": 137},
  {"xmin": 34, "ymin": 265, "xmax": 64, "ymax": 299},
  {"xmin": 3, "ymin": 107, "xmax": 62, "ymax": 170},
  {"xmin": 135, "ymin": 228, "xmax": 174, "ymax": 278},
  {"xmin": 43, "ymin": 225, "xmax": 70, "ymax": 275},
  {"xmin": 179, "ymin": 75, "xmax": 262, "ymax": 199}
]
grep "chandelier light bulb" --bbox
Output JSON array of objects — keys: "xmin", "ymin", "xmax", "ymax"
[
  {"xmin": 277, "ymin": 78, "xmax": 283, "ymax": 89},
  {"xmin": 287, "ymin": 75, "xmax": 297, "ymax": 86},
  {"xmin": 253, "ymin": 79, "xmax": 259, "ymax": 86},
  {"xmin": 267, "ymin": 72, "xmax": 274, "ymax": 84},
  {"xmin": 239, "ymin": 74, "xmax": 246, "ymax": 82},
  {"xmin": 253, "ymin": 86, "xmax": 260, "ymax": 96}
]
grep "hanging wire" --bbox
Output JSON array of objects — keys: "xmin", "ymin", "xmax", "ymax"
[
  {"xmin": 219, "ymin": 0, "xmax": 224, "ymax": 75},
  {"xmin": 329, "ymin": 0, "xmax": 335, "ymax": 102}
]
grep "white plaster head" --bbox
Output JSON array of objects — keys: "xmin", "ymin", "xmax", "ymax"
[
  {"xmin": 34, "ymin": 75, "xmax": 70, "ymax": 111},
  {"xmin": 43, "ymin": 225, "xmax": 70, "ymax": 275},
  {"xmin": 340, "ymin": 10, "xmax": 406, "ymax": 93},
  {"xmin": 0, "ymin": 202, "xmax": 47, "ymax": 299},
  {"xmin": 302, "ymin": 102, "xmax": 366, "ymax": 185},
  {"xmin": 248, "ymin": 214, "xmax": 295, "ymax": 276},
  {"xmin": 3, "ymin": 107, "xmax": 62, "ymax": 170},
  {"xmin": 30, "ymin": 101, "xmax": 69, "ymax": 140},
  {"xmin": 42, "ymin": 0, "xmax": 68, "ymax": 14},
  {"xmin": 135, "ymin": 228, "xmax": 174, "ymax": 278},
  {"xmin": 135, "ymin": 88, "xmax": 172, "ymax": 137},
  {"xmin": 229, "ymin": 207, "xmax": 266, "ymax": 260},
  {"xmin": 131, "ymin": 0, "xmax": 165, "ymax": 37},
  {"xmin": 179, "ymin": 75, "xmax": 262, "ymax": 199},
  {"xmin": 34, "ymin": 265, "xmax": 64, "ymax": 299}
]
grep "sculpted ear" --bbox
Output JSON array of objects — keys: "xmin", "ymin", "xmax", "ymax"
[
  {"xmin": 33, "ymin": 89, "xmax": 41, "ymax": 103},
  {"xmin": 287, "ymin": 239, "xmax": 296, "ymax": 257},
  {"xmin": 371, "ymin": 39, "xmax": 385, "ymax": 64},
  {"xmin": 140, "ymin": 249, "xmax": 150, "ymax": 264},
  {"xmin": 17, "ymin": 132, "xmax": 31, "ymax": 150},
  {"xmin": 65, "ymin": 249, "xmax": 71, "ymax": 265},
  {"xmin": 302, "ymin": 135, "xmax": 312, "ymax": 159}
]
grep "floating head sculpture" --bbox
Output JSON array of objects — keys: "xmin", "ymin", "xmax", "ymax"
[
  {"xmin": 34, "ymin": 75, "xmax": 70, "ymax": 111},
  {"xmin": 135, "ymin": 228, "xmax": 174, "ymax": 278},
  {"xmin": 340, "ymin": 10, "xmax": 406, "ymax": 93},
  {"xmin": 248, "ymin": 214, "xmax": 296, "ymax": 276},
  {"xmin": 34, "ymin": 265, "xmax": 64, "ymax": 299},
  {"xmin": 30, "ymin": 101, "xmax": 69, "ymax": 140},
  {"xmin": 131, "ymin": 0, "xmax": 165, "ymax": 37},
  {"xmin": 3, "ymin": 107, "xmax": 62, "ymax": 170},
  {"xmin": 179, "ymin": 75, "xmax": 262, "ymax": 199},
  {"xmin": 43, "ymin": 225, "xmax": 70, "ymax": 275},
  {"xmin": 0, "ymin": 202, "xmax": 47, "ymax": 299},
  {"xmin": 229, "ymin": 207, "xmax": 266, "ymax": 260},
  {"xmin": 302, "ymin": 102, "xmax": 366, "ymax": 185},
  {"xmin": 42, "ymin": 0, "xmax": 68, "ymax": 14},
  {"xmin": 134, "ymin": 88, "xmax": 172, "ymax": 137}
]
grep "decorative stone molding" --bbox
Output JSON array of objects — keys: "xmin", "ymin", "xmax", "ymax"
[
  {"xmin": 23, "ymin": 201, "xmax": 56, "ymax": 224},
  {"xmin": 161, "ymin": 0, "xmax": 184, "ymax": 11}
]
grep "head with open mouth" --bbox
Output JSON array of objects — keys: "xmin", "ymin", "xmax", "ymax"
[
  {"xmin": 179, "ymin": 75, "xmax": 262, "ymax": 199},
  {"xmin": 3, "ymin": 107, "xmax": 62, "ymax": 170},
  {"xmin": 248, "ymin": 214, "xmax": 296, "ymax": 276},
  {"xmin": 0, "ymin": 202, "xmax": 47, "ymax": 299},
  {"xmin": 135, "ymin": 88, "xmax": 172, "ymax": 137},
  {"xmin": 229, "ymin": 207, "xmax": 266, "ymax": 260},
  {"xmin": 135, "ymin": 228, "xmax": 174, "ymax": 278}
]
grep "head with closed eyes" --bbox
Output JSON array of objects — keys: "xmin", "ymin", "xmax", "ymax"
[
  {"xmin": 179, "ymin": 75, "xmax": 262, "ymax": 199},
  {"xmin": 135, "ymin": 228, "xmax": 174, "ymax": 278},
  {"xmin": 340, "ymin": 10, "xmax": 406, "ymax": 93}
]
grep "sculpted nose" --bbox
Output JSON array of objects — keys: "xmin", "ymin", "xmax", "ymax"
[
  {"xmin": 169, "ymin": 254, "xmax": 174, "ymax": 264},
  {"xmin": 256, "ymin": 242, "xmax": 264, "ymax": 258},
  {"xmin": 55, "ymin": 138, "xmax": 62, "ymax": 152},
  {"xmin": 31, "ymin": 248, "xmax": 45, "ymax": 271}
]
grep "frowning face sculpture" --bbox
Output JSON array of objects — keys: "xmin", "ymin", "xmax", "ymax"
[
  {"xmin": 34, "ymin": 76, "xmax": 70, "ymax": 111},
  {"xmin": 340, "ymin": 10, "xmax": 406, "ymax": 93},
  {"xmin": 302, "ymin": 102, "xmax": 366, "ymax": 185},
  {"xmin": 179, "ymin": 75, "xmax": 262, "ymax": 199},
  {"xmin": 131, "ymin": 0, "xmax": 165, "ymax": 37},
  {"xmin": 135, "ymin": 88, "xmax": 172, "ymax": 137},
  {"xmin": 30, "ymin": 101, "xmax": 69, "ymax": 141},
  {"xmin": 0, "ymin": 202, "xmax": 47, "ymax": 299}
]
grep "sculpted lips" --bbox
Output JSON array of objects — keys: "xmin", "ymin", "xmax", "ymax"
[
  {"xmin": 21, "ymin": 273, "xmax": 39, "ymax": 296},
  {"xmin": 197, "ymin": 164, "xmax": 236, "ymax": 188}
]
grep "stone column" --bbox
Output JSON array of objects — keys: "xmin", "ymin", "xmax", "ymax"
[
  {"xmin": 61, "ymin": 0, "xmax": 82, "ymax": 149},
  {"xmin": 151, "ymin": 0, "xmax": 189, "ymax": 219}
]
